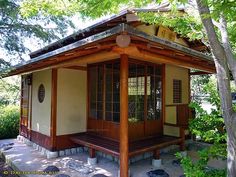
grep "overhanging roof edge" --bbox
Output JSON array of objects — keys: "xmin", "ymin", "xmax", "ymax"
[
  {"xmin": 125, "ymin": 24, "xmax": 213, "ymax": 62},
  {"xmin": 9, "ymin": 23, "xmax": 214, "ymax": 76},
  {"xmin": 13, "ymin": 24, "xmax": 126, "ymax": 71}
]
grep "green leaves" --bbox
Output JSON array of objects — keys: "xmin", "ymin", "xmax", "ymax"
[
  {"xmin": 0, "ymin": 105, "xmax": 20, "ymax": 139},
  {"xmin": 0, "ymin": 0, "xmax": 75, "ymax": 63}
]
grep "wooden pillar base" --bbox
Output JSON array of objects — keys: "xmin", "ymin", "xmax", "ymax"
[
  {"xmin": 89, "ymin": 148, "xmax": 96, "ymax": 158},
  {"xmin": 153, "ymin": 149, "xmax": 160, "ymax": 160},
  {"xmin": 179, "ymin": 127, "xmax": 186, "ymax": 151}
]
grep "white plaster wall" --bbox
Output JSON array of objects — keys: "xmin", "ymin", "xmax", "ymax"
[
  {"xmin": 56, "ymin": 68, "xmax": 87, "ymax": 135},
  {"xmin": 165, "ymin": 64, "xmax": 189, "ymax": 105},
  {"xmin": 164, "ymin": 65, "xmax": 189, "ymax": 137},
  {"xmin": 32, "ymin": 70, "xmax": 52, "ymax": 136}
]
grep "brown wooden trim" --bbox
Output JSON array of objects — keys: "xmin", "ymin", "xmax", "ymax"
[
  {"xmin": 71, "ymin": 133, "xmax": 183, "ymax": 158},
  {"xmin": 51, "ymin": 69, "xmax": 58, "ymax": 151},
  {"xmin": 164, "ymin": 123, "xmax": 178, "ymax": 127},
  {"xmin": 55, "ymin": 133, "xmax": 82, "ymax": 150},
  {"xmin": 144, "ymin": 64, "xmax": 147, "ymax": 135},
  {"xmin": 29, "ymin": 74, "xmax": 33, "ymax": 141},
  {"xmin": 89, "ymin": 148, "xmax": 96, "ymax": 158},
  {"xmin": 31, "ymin": 130, "xmax": 52, "ymax": 150},
  {"xmin": 153, "ymin": 149, "xmax": 160, "ymax": 159},
  {"xmin": 20, "ymin": 125, "xmax": 28, "ymax": 138},
  {"xmin": 19, "ymin": 76, "xmax": 23, "ymax": 136},
  {"xmin": 162, "ymin": 64, "xmax": 166, "ymax": 135},
  {"xmin": 103, "ymin": 65, "xmax": 106, "ymax": 120},
  {"xmin": 165, "ymin": 103, "xmax": 188, "ymax": 107},
  {"xmin": 190, "ymin": 71, "xmax": 210, "ymax": 75},
  {"xmin": 120, "ymin": 54, "xmax": 129, "ymax": 177},
  {"xmin": 63, "ymin": 66, "xmax": 87, "ymax": 71},
  {"xmin": 188, "ymin": 69, "xmax": 191, "ymax": 103},
  {"xmin": 179, "ymin": 127, "xmax": 186, "ymax": 151},
  {"xmin": 86, "ymin": 66, "xmax": 90, "ymax": 131},
  {"xmin": 112, "ymin": 46, "xmax": 215, "ymax": 73}
]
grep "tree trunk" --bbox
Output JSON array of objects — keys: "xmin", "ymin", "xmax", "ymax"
[
  {"xmin": 227, "ymin": 117, "xmax": 236, "ymax": 176},
  {"xmin": 195, "ymin": 0, "xmax": 236, "ymax": 176}
]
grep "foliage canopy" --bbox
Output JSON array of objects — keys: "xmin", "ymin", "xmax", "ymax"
[{"xmin": 0, "ymin": 0, "xmax": 74, "ymax": 63}]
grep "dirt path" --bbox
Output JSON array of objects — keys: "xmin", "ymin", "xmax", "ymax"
[{"xmin": 0, "ymin": 158, "xmax": 19, "ymax": 177}]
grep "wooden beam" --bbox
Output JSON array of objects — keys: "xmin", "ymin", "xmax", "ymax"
[
  {"xmin": 51, "ymin": 69, "xmax": 57, "ymax": 150},
  {"xmin": 12, "ymin": 50, "xmax": 119, "ymax": 76},
  {"xmin": 190, "ymin": 71, "xmax": 211, "ymax": 75},
  {"xmin": 120, "ymin": 54, "xmax": 129, "ymax": 177},
  {"xmin": 63, "ymin": 66, "xmax": 87, "ymax": 71},
  {"xmin": 112, "ymin": 46, "xmax": 215, "ymax": 73}
]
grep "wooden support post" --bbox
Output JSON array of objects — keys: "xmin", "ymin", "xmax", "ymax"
[
  {"xmin": 153, "ymin": 149, "xmax": 160, "ymax": 160},
  {"xmin": 51, "ymin": 69, "xmax": 57, "ymax": 151},
  {"xmin": 179, "ymin": 127, "xmax": 186, "ymax": 151},
  {"xmin": 120, "ymin": 54, "xmax": 129, "ymax": 177},
  {"xmin": 89, "ymin": 148, "xmax": 96, "ymax": 158}
]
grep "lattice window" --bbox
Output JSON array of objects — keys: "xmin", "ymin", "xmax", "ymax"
[
  {"xmin": 88, "ymin": 61, "xmax": 120, "ymax": 122},
  {"xmin": 173, "ymin": 79, "xmax": 182, "ymax": 103}
]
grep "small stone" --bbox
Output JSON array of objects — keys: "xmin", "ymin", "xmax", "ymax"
[
  {"xmin": 92, "ymin": 174, "xmax": 108, "ymax": 177},
  {"xmin": 3, "ymin": 146, "xmax": 12, "ymax": 151},
  {"xmin": 147, "ymin": 169, "xmax": 169, "ymax": 177},
  {"xmin": 55, "ymin": 174, "xmax": 71, "ymax": 177},
  {"xmin": 8, "ymin": 142, "xmax": 14, "ymax": 146},
  {"xmin": 43, "ymin": 165, "xmax": 60, "ymax": 174},
  {"xmin": 78, "ymin": 167, "xmax": 93, "ymax": 174},
  {"xmin": 172, "ymin": 159, "xmax": 181, "ymax": 167}
]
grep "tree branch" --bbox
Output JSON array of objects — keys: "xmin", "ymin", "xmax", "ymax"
[
  {"xmin": 218, "ymin": 15, "xmax": 236, "ymax": 86},
  {"xmin": 195, "ymin": 0, "xmax": 234, "ymax": 122}
]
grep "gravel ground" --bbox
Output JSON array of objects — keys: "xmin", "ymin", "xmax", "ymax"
[{"xmin": 0, "ymin": 158, "xmax": 19, "ymax": 177}]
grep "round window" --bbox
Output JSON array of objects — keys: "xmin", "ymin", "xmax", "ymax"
[{"xmin": 38, "ymin": 84, "xmax": 45, "ymax": 103}]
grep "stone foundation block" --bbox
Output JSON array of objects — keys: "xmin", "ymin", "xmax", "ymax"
[
  {"xmin": 41, "ymin": 148, "xmax": 46, "ymax": 156},
  {"xmin": 152, "ymin": 159, "xmax": 162, "ymax": 168},
  {"xmin": 46, "ymin": 151, "xmax": 58, "ymax": 159},
  {"xmin": 88, "ymin": 157, "xmax": 97, "ymax": 165},
  {"xmin": 59, "ymin": 150, "xmax": 65, "ymax": 157},
  {"xmin": 71, "ymin": 148, "xmax": 77, "ymax": 155},
  {"xmin": 76, "ymin": 147, "xmax": 83, "ymax": 153},
  {"xmin": 65, "ymin": 149, "xmax": 71, "ymax": 156}
]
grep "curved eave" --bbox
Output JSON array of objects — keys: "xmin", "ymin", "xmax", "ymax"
[{"xmin": 6, "ymin": 23, "xmax": 215, "ymax": 76}]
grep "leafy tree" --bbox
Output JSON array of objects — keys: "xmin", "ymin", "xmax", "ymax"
[
  {"xmin": 191, "ymin": 74, "xmax": 211, "ymax": 103},
  {"xmin": 19, "ymin": 0, "xmax": 236, "ymax": 175},
  {"xmin": 0, "ymin": 76, "xmax": 20, "ymax": 105},
  {"xmin": 0, "ymin": 0, "xmax": 74, "ymax": 64},
  {"xmin": 178, "ymin": 78, "xmax": 227, "ymax": 177}
]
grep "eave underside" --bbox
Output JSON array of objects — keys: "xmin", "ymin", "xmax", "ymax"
[{"xmin": 8, "ymin": 24, "xmax": 215, "ymax": 76}]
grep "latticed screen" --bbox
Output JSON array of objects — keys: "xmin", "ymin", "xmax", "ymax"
[
  {"xmin": 88, "ymin": 61, "xmax": 120, "ymax": 122},
  {"xmin": 173, "ymin": 79, "xmax": 182, "ymax": 103},
  {"xmin": 128, "ymin": 64, "xmax": 145, "ymax": 122},
  {"xmin": 147, "ymin": 65, "xmax": 162, "ymax": 120},
  {"xmin": 128, "ymin": 63, "xmax": 162, "ymax": 123},
  {"xmin": 89, "ymin": 61, "xmax": 162, "ymax": 123}
]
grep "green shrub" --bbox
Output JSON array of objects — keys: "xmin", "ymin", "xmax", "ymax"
[
  {"xmin": 177, "ymin": 77, "xmax": 227, "ymax": 177},
  {"xmin": 0, "ymin": 105, "xmax": 20, "ymax": 139}
]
